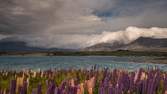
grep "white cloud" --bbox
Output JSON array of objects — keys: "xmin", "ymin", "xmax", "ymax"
[
  {"xmin": 11, "ymin": 26, "xmax": 167, "ymax": 49},
  {"xmin": 87, "ymin": 26, "xmax": 167, "ymax": 46},
  {"xmin": 0, "ymin": 35, "xmax": 9, "ymax": 40}
]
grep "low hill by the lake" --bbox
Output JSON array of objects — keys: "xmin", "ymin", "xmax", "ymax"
[{"xmin": 0, "ymin": 40, "xmax": 72, "ymax": 52}]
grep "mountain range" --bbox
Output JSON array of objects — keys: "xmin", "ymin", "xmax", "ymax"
[
  {"xmin": 0, "ymin": 37, "xmax": 167, "ymax": 52},
  {"xmin": 83, "ymin": 37, "xmax": 167, "ymax": 52}
]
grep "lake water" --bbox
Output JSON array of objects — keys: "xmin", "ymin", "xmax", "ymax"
[{"xmin": 0, "ymin": 56, "xmax": 167, "ymax": 71}]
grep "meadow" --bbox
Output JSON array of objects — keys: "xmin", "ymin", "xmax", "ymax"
[{"xmin": 0, "ymin": 66, "xmax": 167, "ymax": 94}]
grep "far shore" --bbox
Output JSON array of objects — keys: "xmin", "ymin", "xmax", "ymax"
[
  {"xmin": 0, "ymin": 50, "xmax": 167, "ymax": 64},
  {"xmin": 0, "ymin": 50, "xmax": 167, "ymax": 57}
]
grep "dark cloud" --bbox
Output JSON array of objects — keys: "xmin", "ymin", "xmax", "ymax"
[
  {"xmin": 0, "ymin": 0, "xmax": 62, "ymax": 34},
  {"xmin": 0, "ymin": 0, "xmax": 167, "ymax": 48}
]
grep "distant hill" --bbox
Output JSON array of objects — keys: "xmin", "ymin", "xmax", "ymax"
[
  {"xmin": 1, "ymin": 37, "xmax": 167, "ymax": 52},
  {"xmin": 0, "ymin": 40, "xmax": 72, "ymax": 52},
  {"xmin": 83, "ymin": 37, "xmax": 167, "ymax": 52}
]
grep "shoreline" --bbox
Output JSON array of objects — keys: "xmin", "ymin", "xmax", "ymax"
[{"xmin": 1, "ymin": 50, "xmax": 167, "ymax": 57}]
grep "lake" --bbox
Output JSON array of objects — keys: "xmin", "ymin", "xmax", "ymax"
[{"xmin": 0, "ymin": 56, "xmax": 167, "ymax": 71}]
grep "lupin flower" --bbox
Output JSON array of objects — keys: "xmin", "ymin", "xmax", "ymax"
[
  {"xmin": 16, "ymin": 77, "xmax": 24, "ymax": 93},
  {"xmin": 77, "ymin": 83, "xmax": 84, "ymax": 94},
  {"xmin": 32, "ymin": 71, "xmax": 37, "ymax": 78},
  {"xmin": 164, "ymin": 90, "xmax": 167, "ymax": 94},
  {"xmin": 37, "ymin": 83, "xmax": 42, "ymax": 94},
  {"xmin": 85, "ymin": 76, "xmax": 95, "ymax": 94},
  {"xmin": 9, "ymin": 80, "xmax": 16, "ymax": 94},
  {"xmin": 1, "ymin": 67, "xmax": 167, "ymax": 94},
  {"xmin": 46, "ymin": 80, "xmax": 56, "ymax": 94}
]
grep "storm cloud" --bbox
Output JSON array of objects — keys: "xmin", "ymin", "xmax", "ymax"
[{"xmin": 0, "ymin": 0, "xmax": 167, "ymax": 49}]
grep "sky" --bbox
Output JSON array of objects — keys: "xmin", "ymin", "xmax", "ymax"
[{"xmin": 0, "ymin": 0, "xmax": 167, "ymax": 49}]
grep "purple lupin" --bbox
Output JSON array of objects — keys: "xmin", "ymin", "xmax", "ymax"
[
  {"xmin": 9, "ymin": 80, "xmax": 16, "ymax": 94},
  {"xmin": 47, "ymin": 80, "xmax": 56, "ymax": 94},
  {"xmin": 37, "ymin": 83, "xmax": 42, "ymax": 94}
]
